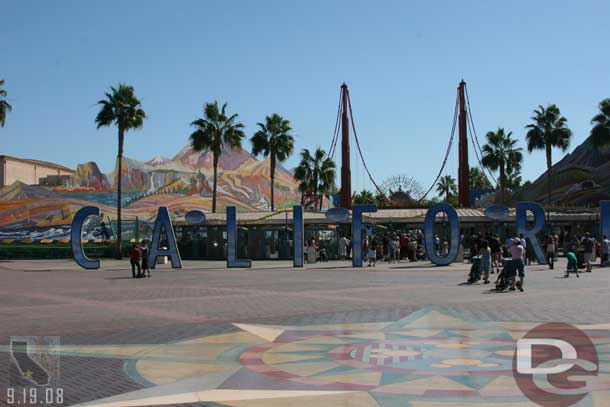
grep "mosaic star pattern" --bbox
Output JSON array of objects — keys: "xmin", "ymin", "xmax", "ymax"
[{"xmin": 10, "ymin": 308, "xmax": 610, "ymax": 407}]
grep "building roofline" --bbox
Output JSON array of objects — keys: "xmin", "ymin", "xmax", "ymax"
[{"xmin": 0, "ymin": 155, "xmax": 75, "ymax": 174}]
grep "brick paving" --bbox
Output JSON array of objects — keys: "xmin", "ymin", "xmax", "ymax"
[{"xmin": 0, "ymin": 258, "xmax": 609, "ymax": 406}]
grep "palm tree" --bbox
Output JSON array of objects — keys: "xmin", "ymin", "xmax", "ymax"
[
  {"xmin": 95, "ymin": 83, "xmax": 146, "ymax": 259},
  {"xmin": 375, "ymin": 191, "xmax": 390, "ymax": 208},
  {"xmin": 590, "ymin": 98, "xmax": 610, "ymax": 149},
  {"xmin": 293, "ymin": 147, "xmax": 336, "ymax": 210},
  {"xmin": 0, "ymin": 79, "xmax": 12, "ymax": 127},
  {"xmin": 250, "ymin": 113, "xmax": 295, "ymax": 211},
  {"xmin": 190, "ymin": 101, "xmax": 245, "ymax": 213},
  {"xmin": 481, "ymin": 128, "xmax": 523, "ymax": 203},
  {"xmin": 436, "ymin": 175, "xmax": 457, "ymax": 202},
  {"xmin": 469, "ymin": 167, "xmax": 492, "ymax": 191},
  {"xmin": 352, "ymin": 190, "xmax": 375, "ymax": 205},
  {"xmin": 525, "ymin": 104, "xmax": 572, "ymax": 205},
  {"xmin": 505, "ymin": 165, "xmax": 523, "ymax": 190}
]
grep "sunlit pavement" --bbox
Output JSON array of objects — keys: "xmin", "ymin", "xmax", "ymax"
[{"xmin": 1, "ymin": 259, "xmax": 609, "ymax": 406}]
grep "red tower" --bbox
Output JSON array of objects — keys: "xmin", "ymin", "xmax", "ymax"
[
  {"xmin": 457, "ymin": 80, "xmax": 470, "ymax": 207},
  {"xmin": 340, "ymin": 83, "xmax": 352, "ymax": 209}
]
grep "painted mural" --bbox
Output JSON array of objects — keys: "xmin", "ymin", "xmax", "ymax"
[
  {"xmin": 513, "ymin": 136, "xmax": 610, "ymax": 205},
  {"xmin": 0, "ymin": 143, "xmax": 301, "ymax": 241}
]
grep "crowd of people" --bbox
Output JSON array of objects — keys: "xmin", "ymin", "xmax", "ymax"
[
  {"xmin": 361, "ymin": 232, "xmax": 428, "ymax": 266},
  {"xmin": 127, "ymin": 227, "xmax": 610, "ymax": 287},
  {"xmin": 464, "ymin": 231, "xmax": 610, "ymax": 292}
]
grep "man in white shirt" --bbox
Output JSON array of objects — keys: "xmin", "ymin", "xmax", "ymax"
[
  {"xmin": 519, "ymin": 233, "xmax": 527, "ymax": 249},
  {"xmin": 509, "ymin": 238, "xmax": 525, "ymax": 292}
]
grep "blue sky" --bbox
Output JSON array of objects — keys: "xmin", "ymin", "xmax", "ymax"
[{"xmin": 2, "ymin": 0, "xmax": 610, "ymax": 196}]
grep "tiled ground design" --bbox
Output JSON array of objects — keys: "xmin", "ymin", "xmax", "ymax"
[
  {"xmin": 10, "ymin": 308, "xmax": 609, "ymax": 407},
  {"xmin": 2, "ymin": 259, "xmax": 610, "ymax": 406}
]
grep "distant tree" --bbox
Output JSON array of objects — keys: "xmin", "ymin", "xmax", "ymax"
[
  {"xmin": 189, "ymin": 175, "xmax": 198, "ymax": 194},
  {"xmin": 95, "ymin": 83, "xmax": 146, "ymax": 259},
  {"xmin": 375, "ymin": 191, "xmax": 390, "ymax": 208},
  {"xmin": 250, "ymin": 113, "xmax": 295, "ymax": 211},
  {"xmin": 352, "ymin": 190, "xmax": 375, "ymax": 205},
  {"xmin": 0, "ymin": 79, "xmax": 12, "ymax": 128},
  {"xmin": 525, "ymin": 104, "xmax": 572, "ymax": 205},
  {"xmin": 481, "ymin": 128, "xmax": 523, "ymax": 204},
  {"xmin": 436, "ymin": 175, "xmax": 457, "ymax": 202},
  {"xmin": 469, "ymin": 167, "xmax": 493, "ymax": 191},
  {"xmin": 293, "ymin": 147, "xmax": 336, "ymax": 210},
  {"xmin": 590, "ymin": 98, "xmax": 610, "ymax": 149},
  {"xmin": 189, "ymin": 101, "xmax": 245, "ymax": 213}
]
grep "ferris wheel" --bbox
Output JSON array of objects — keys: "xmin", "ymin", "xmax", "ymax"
[{"xmin": 380, "ymin": 174, "xmax": 425, "ymax": 202}]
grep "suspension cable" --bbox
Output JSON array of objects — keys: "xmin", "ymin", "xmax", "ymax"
[
  {"xmin": 467, "ymin": 111, "xmax": 497, "ymax": 187},
  {"xmin": 328, "ymin": 89, "xmax": 342, "ymax": 159},
  {"xmin": 417, "ymin": 90, "xmax": 460, "ymax": 202},
  {"xmin": 465, "ymin": 86, "xmax": 498, "ymax": 186},
  {"xmin": 345, "ymin": 90, "xmax": 386, "ymax": 197}
]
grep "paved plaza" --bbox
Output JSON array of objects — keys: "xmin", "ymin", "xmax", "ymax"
[{"xmin": 1, "ymin": 259, "xmax": 609, "ymax": 406}]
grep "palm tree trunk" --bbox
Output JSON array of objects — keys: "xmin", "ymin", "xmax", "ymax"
[
  {"xmin": 212, "ymin": 152, "xmax": 219, "ymax": 213},
  {"xmin": 313, "ymin": 168, "xmax": 320, "ymax": 210},
  {"xmin": 499, "ymin": 164, "xmax": 505, "ymax": 204},
  {"xmin": 116, "ymin": 127, "xmax": 124, "ymax": 259},
  {"xmin": 546, "ymin": 146, "xmax": 553, "ymax": 206},
  {"xmin": 270, "ymin": 154, "xmax": 276, "ymax": 211}
]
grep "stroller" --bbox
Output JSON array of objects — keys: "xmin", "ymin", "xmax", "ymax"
[{"xmin": 492, "ymin": 260, "xmax": 511, "ymax": 291}]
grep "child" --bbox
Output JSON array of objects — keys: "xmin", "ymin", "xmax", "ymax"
[
  {"xmin": 319, "ymin": 247, "xmax": 328, "ymax": 262},
  {"xmin": 565, "ymin": 250, "xmax": 579, "ymax": 278}
]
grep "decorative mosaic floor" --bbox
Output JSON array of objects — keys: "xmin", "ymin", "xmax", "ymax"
[{"xmin": 19, "ymin": 307, "xmax": 610, "ymax": 407}]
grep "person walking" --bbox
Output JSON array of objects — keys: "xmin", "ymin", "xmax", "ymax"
[
  {"xmin": 582, "ymin": 233, "xmax": 595, "ymax": 272},
  {"xmin": 433, "ymin": 234, "xmax": 441, "ymax": 255},
  {"xmin": 509, "ymin": 238, "xmax": 525, "ymax": 292},
  {"xmin": 490, "ymin": 233, "xmax": 501, "ymax": 274},
  {"xmin": 388, "ymin": 235, "xmax": 396, "ymax": 263},
  {"xmin": 545, "ymin": 234, "xmax": 556, "ymax": 269},
  {"xmin": 141, "ymin": 243, "xmax": 150, "ymax": 277},
  {"xmin": 362, "ymin": 235, "xmax": 369, "ymax": 266},
  {"xmin": 346, "ymin": 237, "xmax": 352, "ymax": 260},
  {"xmin": 129, "ymin": 243, "xmax": 142, "ymax": 279},
  {"xmin": 368, "ymin": 235, "xmax": 378, "ymax": 267},
  {"xmin": 399, "ymin": 234, "xmax": 409, "ymax": 260},
  {"xmin": 382, "ymin": 234, "xmax": 390, "ymax": 262},
  {"xmin": 409, "ymin": 236, "xmax": 417, "ymax": 262},
  {"xmin": 553, "ymin": 233, "xmax": 560, "ymax": 260},
  {"xmin": 480, "ymin": 240, "xmax": 492, "ymax": 284},
  {"xmin": 394, "ymin": 236, "xmax": 401, "ymax": 262},
  {"xmin": 601, "ymin": 234, "xmax": 610, "ymax": 267},
  {"xmin": 338, "ymin": 236, "xmax": 348, "ymax": 261}
]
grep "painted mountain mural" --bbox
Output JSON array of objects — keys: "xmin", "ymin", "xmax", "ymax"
[
  {"xmin": 0, "ymin": 142, "xmax": 301, "ymax": 233},
  {"xmin": 513, "ymin": 136, "xmax": 610, "ymax": 206}
]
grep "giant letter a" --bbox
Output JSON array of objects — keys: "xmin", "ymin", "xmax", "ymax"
[{"xmin": 148, "ymin": 207, "xmax": 182, "ymax": 269}]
